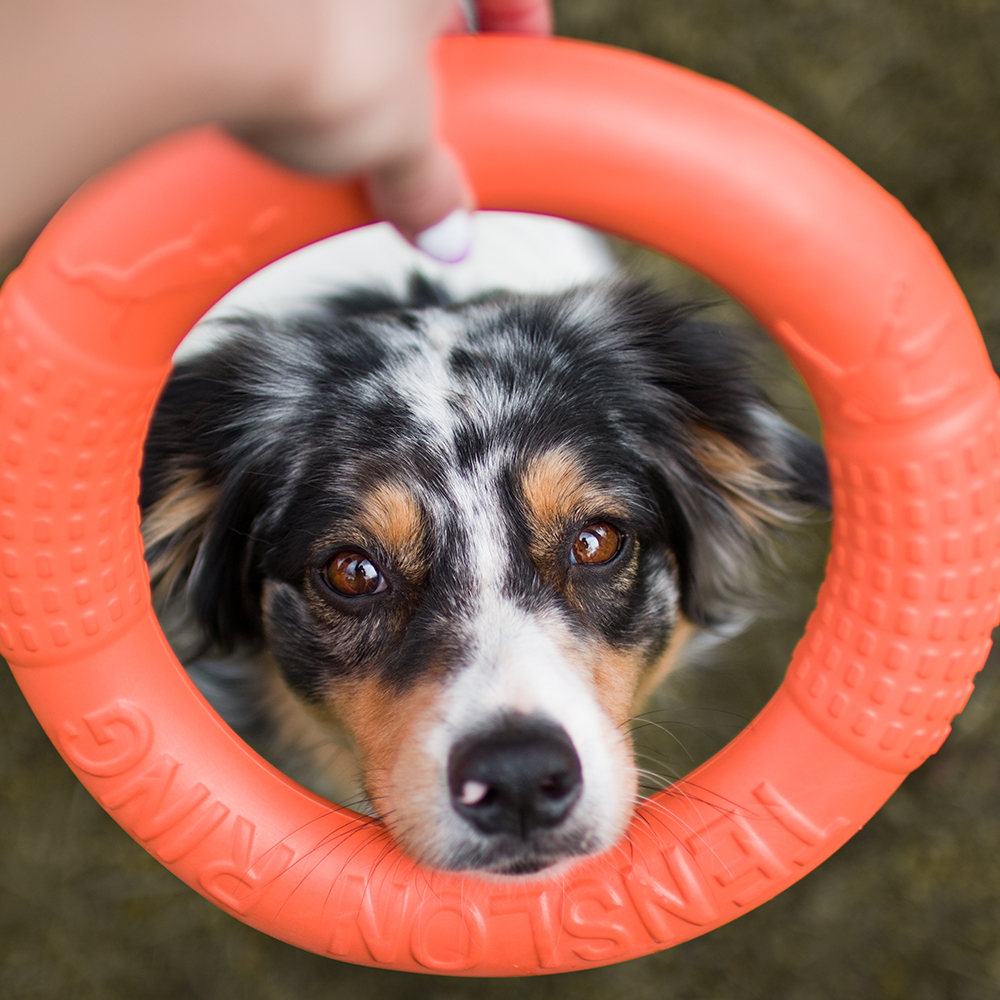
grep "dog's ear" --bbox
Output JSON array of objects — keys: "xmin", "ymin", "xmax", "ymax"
[
  {"xmin": 608, "ymin": 282, "xmax": 830, "ymax": 628},
  {"xmin": 140, "ymin": 327, "xmax": 277, "ymax": 653},
  {"xmin": 673, "ymin": 410, "xmax": 830, "ymax": 628}
]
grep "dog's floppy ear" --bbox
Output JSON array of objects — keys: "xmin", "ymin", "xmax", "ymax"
[
  {"xmin": 608, "ymin": 282, "xmax": 830, "ymax": 628},
  {"xmin": 140, "ymin": 323, "xmax": 280, "ymax": 653}
]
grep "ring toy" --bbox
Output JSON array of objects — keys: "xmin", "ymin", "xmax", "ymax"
[{"xmin": 2, "ymin": 35, "xmax": 999, "ymax": 975}]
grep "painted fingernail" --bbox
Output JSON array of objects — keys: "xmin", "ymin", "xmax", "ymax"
[{"xmin": 415, "ymin": 209, "xmax": 473, "ymax": 264}]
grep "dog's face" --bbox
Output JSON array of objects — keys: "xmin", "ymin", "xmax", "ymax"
[{"xmin": 141, "ymin": 278, "xmax": 827, "ymax": 876}]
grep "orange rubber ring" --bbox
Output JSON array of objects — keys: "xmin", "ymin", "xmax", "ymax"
[{"xmin": 1, "ymin": 35, "xmax": 998, "ymax": 976}]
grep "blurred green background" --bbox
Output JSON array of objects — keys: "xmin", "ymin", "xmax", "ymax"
[{"xmin": 3, "ymin": 1, "xmax": 1000, "ymax": 997}]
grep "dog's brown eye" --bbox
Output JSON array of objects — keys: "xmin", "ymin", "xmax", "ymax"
[
  {"xmin": 571, "ymin": 523, "xmax": 621, "ymax": 565},
  {"xmin": 324, "ymin": 551, "xmax": 385, "ymax": 596}
]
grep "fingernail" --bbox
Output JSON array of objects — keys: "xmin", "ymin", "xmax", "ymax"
[{"xmin": 415, "ymin": 209, "xmax": 473, "ymax": 264}]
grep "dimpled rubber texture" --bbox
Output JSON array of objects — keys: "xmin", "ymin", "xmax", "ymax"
[{"xmin": 2, "ymin": 36, "xmax": 999, "ymax": 976}]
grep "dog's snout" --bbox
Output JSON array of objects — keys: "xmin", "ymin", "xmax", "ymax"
[{"xmin": 448, "ymin": 716, "xmax": 582, "ymax": 837}]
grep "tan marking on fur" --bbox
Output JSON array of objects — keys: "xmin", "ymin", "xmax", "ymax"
[
  {"xmin": 521, "ymin": 447, "xmax": 629, "ymax": 582},
  {"xmin": 522, "ymin": 447, "xmax": 629, "ymax": 528},
  {"xmin": 589, "ymin": 646, "xmax": 645, "ymax": 729},
  {"xmin": 142, "ymin": 471, "xmax": 219, "ymax": 600},
  {"xmin": 252, "ymin": 654, "xmax": 365, "ymax": 807},
  {"xmin": 632, "ymin": 617, "xmax": 696, "ymax": 710},
  {"xmin": 261, "ymin": 577, "xmax": 444, "ymax": 818},
  {"xmin": 588, "ymin": 623, "xmax": 691, "ymax": 728},
  {"xmin": 690, "ymin": 425, "xmax": 800, "ymax": 533},
  {"xmin": 323, "ymin": 673, "xmax": 448, "ymax": 861},
  {"xmin": 552, "ymin": 617, "xmax": 694, "ymax": 729},
  {"xmin": 355, "ymin": 481, "xmax": 427, "ymax": 581}
]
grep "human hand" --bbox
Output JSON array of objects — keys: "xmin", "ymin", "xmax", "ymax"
[
  {"xmin": 233, "ymin": 1, "xmax": 553, "ymax": 261},
  {"xmin": 0, "ymin": 0, "xmax": 552, "ymax": 265}
]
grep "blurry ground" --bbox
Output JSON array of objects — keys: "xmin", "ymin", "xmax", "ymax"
[{"xmin": 3, "ymin": 1, "xmax": 1000, "ymax": 997}]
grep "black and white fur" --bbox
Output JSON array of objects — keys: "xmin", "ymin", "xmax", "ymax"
[{"xmin": 140, "ymin": 216, "xmax": 828, "ymax": 877}]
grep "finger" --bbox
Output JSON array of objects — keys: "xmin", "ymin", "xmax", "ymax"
[
  {"xmin": 239, "ymin": 112, "xmax": 475, "ymax": 263},
  {"xmin": 248, "ymin": 52, "xmax": 475, "ymax": 260},
  {"xmin": 366, "ymin": 139, "xmax": 474, "ymax": 262},
  {"xmin": 230, "ymin": 1, "xmax": 478, "ymax": 261},
  {"xmin": 475, "ymin": 0, "xmax": 553, "ymax": 34}
]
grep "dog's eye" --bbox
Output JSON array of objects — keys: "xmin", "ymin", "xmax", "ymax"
[
  {"xmin": 570, "ymin": 523, "xmax": 622, "ymax": 565},
  {"xmin": 324, "ymin": 551, "xmax": 386, "ymax": 596}
]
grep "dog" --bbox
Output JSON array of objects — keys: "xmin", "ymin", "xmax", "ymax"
[{"xmin": 139, "ymin": 216, "xmax": 828, "ymax": 877}]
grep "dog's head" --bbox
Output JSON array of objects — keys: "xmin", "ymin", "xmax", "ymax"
[{"xmin": 141, "ymin": 278, "xmax": 827, "ymax": 876}]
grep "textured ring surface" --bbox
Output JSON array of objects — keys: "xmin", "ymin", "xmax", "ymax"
[{"xmin": 1, "ymin": 35, "xmax": 998, "ymax": 975}]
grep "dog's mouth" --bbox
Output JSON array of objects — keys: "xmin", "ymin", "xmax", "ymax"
[
  {"xmin": 492, "ymin": 857, "xmax": 561, "ymax": 876},
  {"xmin": 449, "ymin": 822, "xmax": 590, "ymax": 877},
  {"xmin": 457, "ymin": 839, "xmax": 597, "ymax": 877},
  {"xmin": 379, "ymin": 803, "xmax": 605, "ymax": 878}
]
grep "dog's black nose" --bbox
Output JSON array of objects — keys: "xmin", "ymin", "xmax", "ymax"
[{"xmin": 448, "ymin": 716, "xmax": 582, "ymax": 837}]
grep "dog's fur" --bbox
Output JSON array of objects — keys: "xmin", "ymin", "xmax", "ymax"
[{"xmin": 140, "ymin": 263, "xmax": 828, "ymax": 877}]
